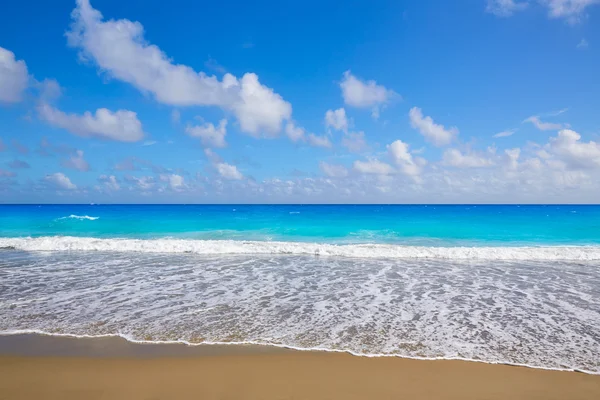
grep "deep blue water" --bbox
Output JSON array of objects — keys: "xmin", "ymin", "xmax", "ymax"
[{"xmin": 1, "ymin": 204, "xmax": 600, "ymax": 245}]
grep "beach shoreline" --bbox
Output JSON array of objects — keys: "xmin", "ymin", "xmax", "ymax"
[{"xmin": 1, "ymin": 334, "xmax": 599, "ymax": 400}]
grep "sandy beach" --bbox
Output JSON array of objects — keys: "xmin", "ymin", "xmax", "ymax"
[{"xmin": 1, "ymin": 334, "xmax": 599, "ymax": 400}]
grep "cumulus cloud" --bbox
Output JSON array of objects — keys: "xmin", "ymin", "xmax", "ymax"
[
  {"xmin": 485, "ymin": 0, "xmax": 528, "ymax": 16},
  {"xmin": 504, "ymin": 148, "xmax": 521, "ymax": 170},
  {"xmin": 547, "ymin": 129, "xmax": 600, "ymax": 169},
  {"xmin": 125, "ymin": 175, "xmax": 155, "ymax": 190},
  {"xmin": 523, "ymin": 115, "xmax": 565, "ymax": 131},
  {"xmin": 216, "ymin": 162, "xmax": 243, "ymax": 180},
  {"xmin": 62, "ymin": 150, "xmax": 90, "ymax": 171},
  {"xmin": 284, "ymin": 121, "xmax": 306, "ymax": 142},
  {"xmin": 98, "ymin": 174, "xmax": 120, "ymax": 191},
  {"xmin": 341, "ymin": 131, "xmax": 367, "ymax": 153},
  {"xmin": 0, "ymin": 46, "xmax": 29, "ymax": 103},
  {"xmin": 67, "ymin": 0, "xmax": 291, "ymax": 137},
  {"xmin": 186, "ymin": 119, "xmax": 227, "ymax": 148},
  {"xmin": 325, "ymin": 108, "xmax": 349, "ymax": 133},
  {"xmin": 442, "ymin": 148, "xmax": 495, "ymax": 168},
  {"xmin": 38, "ymin": 78, "xmax": 62, "ymax": 102},
  {"xmin": 340, "ymin": 71, "xmax": 396, "ymax": 118},
  {"xmin": 160, "ymin": 173, "xmax": 185, "ymax": 190},
  {"xmin": 353, "ymin": 159, "xmax": 394, "ymax": 175},
  {"xmin": 38, "ymin": 103, "xmax": 144, "ymax": 142},
  {"xmin": 307, "ymin": 134, "xmax": 332, "ymax": 148},
  {"xmin": 388, "ymin": 140, "xmax": 425, "ymax": 176},
  {"xmin": 319, "ymin": 161, "xmax": 348, "ymax": 178},
  {"xmin": 409, "ymin": 107, "xmax": 458, "ymax": 146},
  {"xmin": 45, "ymin": 172, "xmax": 76, "ymax": 190},
  {"xmin": 284, "ymin": 122, "xmax": 335, "ymax": 148}
]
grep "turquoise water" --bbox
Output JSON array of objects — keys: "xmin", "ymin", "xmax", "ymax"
[
  {"xmin": 1, "ymin": 204, "xmax": 599, "ymax": 373},
  {"xmin": 1, "ymin": 204, "xmax": 600, "ymax": 245}
]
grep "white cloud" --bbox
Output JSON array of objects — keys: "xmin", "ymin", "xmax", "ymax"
[
  {"xmin": 493, "ymin": 128, "xmax": 517, "ymax": 138},
  {"xmin": 541, "ymin": 0, "xmax": 600, "ymax": 23},
  {"xmin": 485, "ymin": 0, "xmax": 528, "ymax": 16},
  {"xmin": 577, "ymin": 38, "xmax": 589, "ymax": 49},
  {"xmin": 285, "ymin": 121, "xmax": 305, "ymax": 142},
  {"xmin": 142, "ymin": 140, "xmax": 157, "ymax": 146},
  {"xmin": 307, "ymin": 134, "xmax": 332, "ymax": 148},
  {"xmin": 0, "ymin": 46, "xmax": 29, "ymax": 103},
  {"xmin": 38, "ymin": 103, "xmax": 144, "ymax": 142},
  {"xmin": 216, "ymin": 162, "xmax": 243, "ymax": 180},
  {"xmin": 231, "ymin": 73, "xmax": 292, "ymax": 137},
  {"xmin": 547, "ymin": 129, "xmax": 600, "ymax": 169},
  {"xmin": 340, "ymin": 71, "xmax": 396, "ymax": 118},
  {"xmin": 353, "ymin": 159, "xmax": 394, "ymax": 175},
  {"xmin": 98, "ymin": 174, "xmax": 120, "ymax": 191},
  {"xmin": 126, "ymin": 175, "xmax": 155, "ymax": 190},
  {"xmin": 160, "ymin": 174, "xmax": 185, "ymax": 191},
  {"xmin": 504, "ymin": 148, "xmax": 521, "ymax": 170},
  {"xmin": 45, "ymin": 172, "xmax": 76, "ymax": 190},
  {"xmin": 523, "ymin": 115, "xmax": 565, "ymax": 131},
  {"xmin": 67, "ymin": 0, "xmax": 291, "ymax": 137},
  {"xmin": 442, "ymin": 148, "xmax": 495, "ymax": 168},
  {"xmin": 204, "ymin": 148, "xmax": 222, "ymax": 164},
  {"xmin": 186, "ymin": 119, "xmax": 227, "ymax": 148},
  {"xmin": 38, "ymin": 79, "xmax": 62, "ymax": 102},
  {"xmin": 409, "ymin": 107, "xmax": 458, "ymax": 146},
  {"xmin": 62, "ymin": 150, "xmax": 90, "ymax": 171},
  {"xmin": 325, "ymin": 108, "xmax": 349, "ymax": 133},
  {"xmin": 342, "ymin": 131, "xmax": 367, "ymax": 153},
  {"xmin": 319, "ymin": 161, "xmax": 348, "ymax": 178},
  {"xmin": 388, "ymin": 140, "xmax": 425, "ymax": 176}
]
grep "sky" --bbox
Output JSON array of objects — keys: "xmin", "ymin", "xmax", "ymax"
[{"xmin": 0, "ymin": 0, "xmax": 599, "ymax": 204}]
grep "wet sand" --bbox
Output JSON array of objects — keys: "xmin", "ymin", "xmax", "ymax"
[{"xmin": 0, "ymin": 334, "xmax": 599, "ymax": 400}]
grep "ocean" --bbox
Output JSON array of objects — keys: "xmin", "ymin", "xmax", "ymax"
[{"xmin": 0, "ymin": 204, "xmax": 599, "ymax": 373}]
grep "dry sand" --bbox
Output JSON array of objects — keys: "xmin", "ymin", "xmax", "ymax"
[{"xmin": 0, "ymin": 334, "xmax": 599, "ymax": 400}]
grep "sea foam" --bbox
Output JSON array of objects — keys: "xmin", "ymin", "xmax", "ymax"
[
  {"xmin": 2, "ymin": 236, "xmax": 600, "ymax": 260},
  {"xmin": 56, "ymin": 215, "xmax": 99, "ymax": 221}
]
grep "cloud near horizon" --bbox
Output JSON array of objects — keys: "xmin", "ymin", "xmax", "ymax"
[{"xmin": 0, "ymin": 0, "xmax": 598, "ymax": 203}]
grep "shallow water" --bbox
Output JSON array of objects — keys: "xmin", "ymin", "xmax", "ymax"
[
  {"xmin": 2, "ymin": 204, "xmax": 600, "ymax": 245},
  {"xmin": 1, "ymin": 251, "xmax": 599, "ymax": 373}
]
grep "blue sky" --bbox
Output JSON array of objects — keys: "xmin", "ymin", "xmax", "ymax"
[{"xmin": 0, "ymin": 0, "xmax": 599, "ymax": 203}]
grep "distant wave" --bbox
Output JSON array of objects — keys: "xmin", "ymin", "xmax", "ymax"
[
  {"xmin": 56, "ymin": 215, "xmax": 99, "ymax": 221},
  {"xmin": 2, "ymin": 236, "xmax": 600, "ymax": 260}
]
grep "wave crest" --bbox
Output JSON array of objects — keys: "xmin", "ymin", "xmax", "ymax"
[
  {"xmin": 56, "ymin": 215, "xmax": 99, "ymax": 221},
  {"xmin": 1, "ymin": 236, "xmax": 600, "ymax": 260}
]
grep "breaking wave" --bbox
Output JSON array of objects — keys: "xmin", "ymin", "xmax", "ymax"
[
  {"xmin": 56, "ymin": 215, "xmax": 99, "ymax": 221},
  {"xmin": 2, "ymin": 236, "xmax": 600, "ymax": 260}
]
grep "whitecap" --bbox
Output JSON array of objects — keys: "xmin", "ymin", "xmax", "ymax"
[
  {"xmin": 2, "ymin": 236, "xmax": 600, "ymax": 260},
  {"xmin": 56, "ymin": 215, "xmax": 99, "ymax": 221}
]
